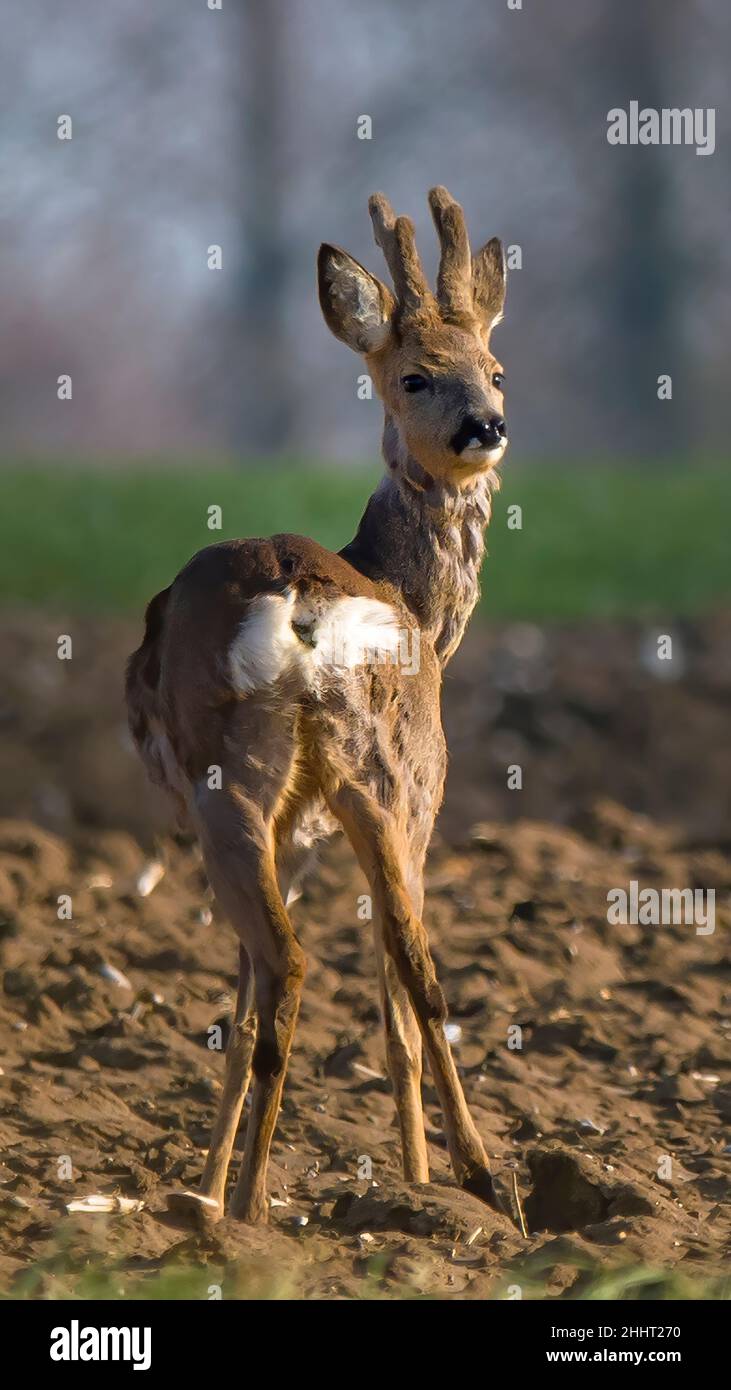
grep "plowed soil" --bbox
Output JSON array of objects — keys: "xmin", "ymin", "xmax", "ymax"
[{"xmin": 0, "ymin": 612, "xmax": 729, "ymax": 1298}]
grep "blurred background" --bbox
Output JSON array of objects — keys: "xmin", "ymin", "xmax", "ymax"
[{"xmin": 2, "ymin": 0, "xmax": 730, "ymax": 462}]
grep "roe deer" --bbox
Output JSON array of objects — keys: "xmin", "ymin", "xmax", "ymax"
[{"xmin": 126, "ymin": 187, "xmax": 509, "ymax": 1224}]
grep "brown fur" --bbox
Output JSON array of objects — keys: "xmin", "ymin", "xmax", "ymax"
[{"xmin": 126, "ymin": 188, "xmax": 509, "ymax": 1223}]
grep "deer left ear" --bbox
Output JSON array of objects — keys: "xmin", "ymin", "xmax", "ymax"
[
  {"xmin": 318, "ymin": 244, "xmax": 395, "ymax": 354},
  {"xmin": 472, "ymin": 237, "xmax": 506, "ymax": 333}
]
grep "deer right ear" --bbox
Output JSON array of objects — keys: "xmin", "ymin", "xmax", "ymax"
[
  {"xmin": 318, "ymin": 244, "xmax": 395, "ymax": 353},
  {"xmin": 472, "ymin": 237, "xmax": 506, "ymax": 333}
]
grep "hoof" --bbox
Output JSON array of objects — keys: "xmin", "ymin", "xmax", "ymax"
[{"xmin": 166, "ymin": 1190, "xmax": 222, "ymax": 1225}]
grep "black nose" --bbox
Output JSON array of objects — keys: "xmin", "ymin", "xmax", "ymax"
[
  {"xmin": 480, "ymin": 414, "xmax": 506, "ymax": 446},
  {"xmin": 451, "ymin": 413, "xmax": 507, "ymax": 454}
]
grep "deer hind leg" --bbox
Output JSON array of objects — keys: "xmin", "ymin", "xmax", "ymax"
[
  {"xmin": 229, "ymin": 924, "xmax": 305, "ymax": 1223},
  {"xmin": 195, "ymin": 944, "xmax": 256, "ymax": 1214},
  {"xmin": 329, "ymin": 782, "xmax": 497, "ymax": 1207},
  {"xmin": 192, "ymin": 781, "xmax": 305, "ymax": 1225},
  {"xmin": 372, "ymin": 842, "xmax": 430, "ymax": 1183},
  {"xmin": 373, "ymin": 915, "xmax": 429, "ymax": 1182}
]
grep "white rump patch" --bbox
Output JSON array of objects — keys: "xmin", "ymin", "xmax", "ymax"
[
  {"xmin": 311, "ymin": 595, "xmax": 403, "ymax": 670},
  {"xmin": 228, "ymin": 591, "xmax": 301, "ymax": 694},
  {"xmin": 228, "ymin": 589, "xmax": 407, "ymax": 695}
]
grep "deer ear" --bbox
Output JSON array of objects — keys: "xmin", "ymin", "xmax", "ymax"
[
  {"xmin": 472, "ymin": 237, "xmax": 506, "ymax": 332},
  {"xmin": 318, "ymin": 244, "xmax": 395, "ymax": 353}
]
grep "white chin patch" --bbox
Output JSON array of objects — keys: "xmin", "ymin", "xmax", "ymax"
[
  {"xmin": 228, "ymin": 589, "xmax": 404, "ymax": 695},
  {"xmin": 462, "ymin": 439, "xmax": 507, "ymax": 462},
  {"xmin": 466, "ymin": 439, "xmax": 508, "ymax": 455}
]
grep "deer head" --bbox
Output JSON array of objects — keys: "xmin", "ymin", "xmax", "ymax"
[{"xmin": 318, "ymin": 186, "xmax": 507, "ymax": 484}]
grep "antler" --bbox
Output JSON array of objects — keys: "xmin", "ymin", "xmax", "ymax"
[
  {"xmin": 428, "ymin": 185, "xmax": 473, "ymax": 320},
  {"xmin": 368, "ymin": 193, "xmax": 433, "ymax": 315},
  {"xmin": 368, "ymin": 187, "xmax": 492, "ymax": 328}
]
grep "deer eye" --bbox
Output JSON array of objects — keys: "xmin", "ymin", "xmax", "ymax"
[
  {"xmin": 492, "ymin": 372, "xmax": 505, "ymax": 390},
  {"xmin": 401, "ymin": 374, "xmax": 429, "ymax": 393}
]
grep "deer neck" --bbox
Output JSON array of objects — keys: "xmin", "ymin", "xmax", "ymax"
[{"xmin": 339, "ymin": 414, "xmax": 498, "ymax": 665}]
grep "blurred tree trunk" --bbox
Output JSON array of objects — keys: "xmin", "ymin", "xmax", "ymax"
[
  {"xmin": 597, "ymin": 0, "xmax": 692, "ymax": 458},
  {"xmin": 225, "ymin": 1, "xmax": 295, "ymax": 457}
]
